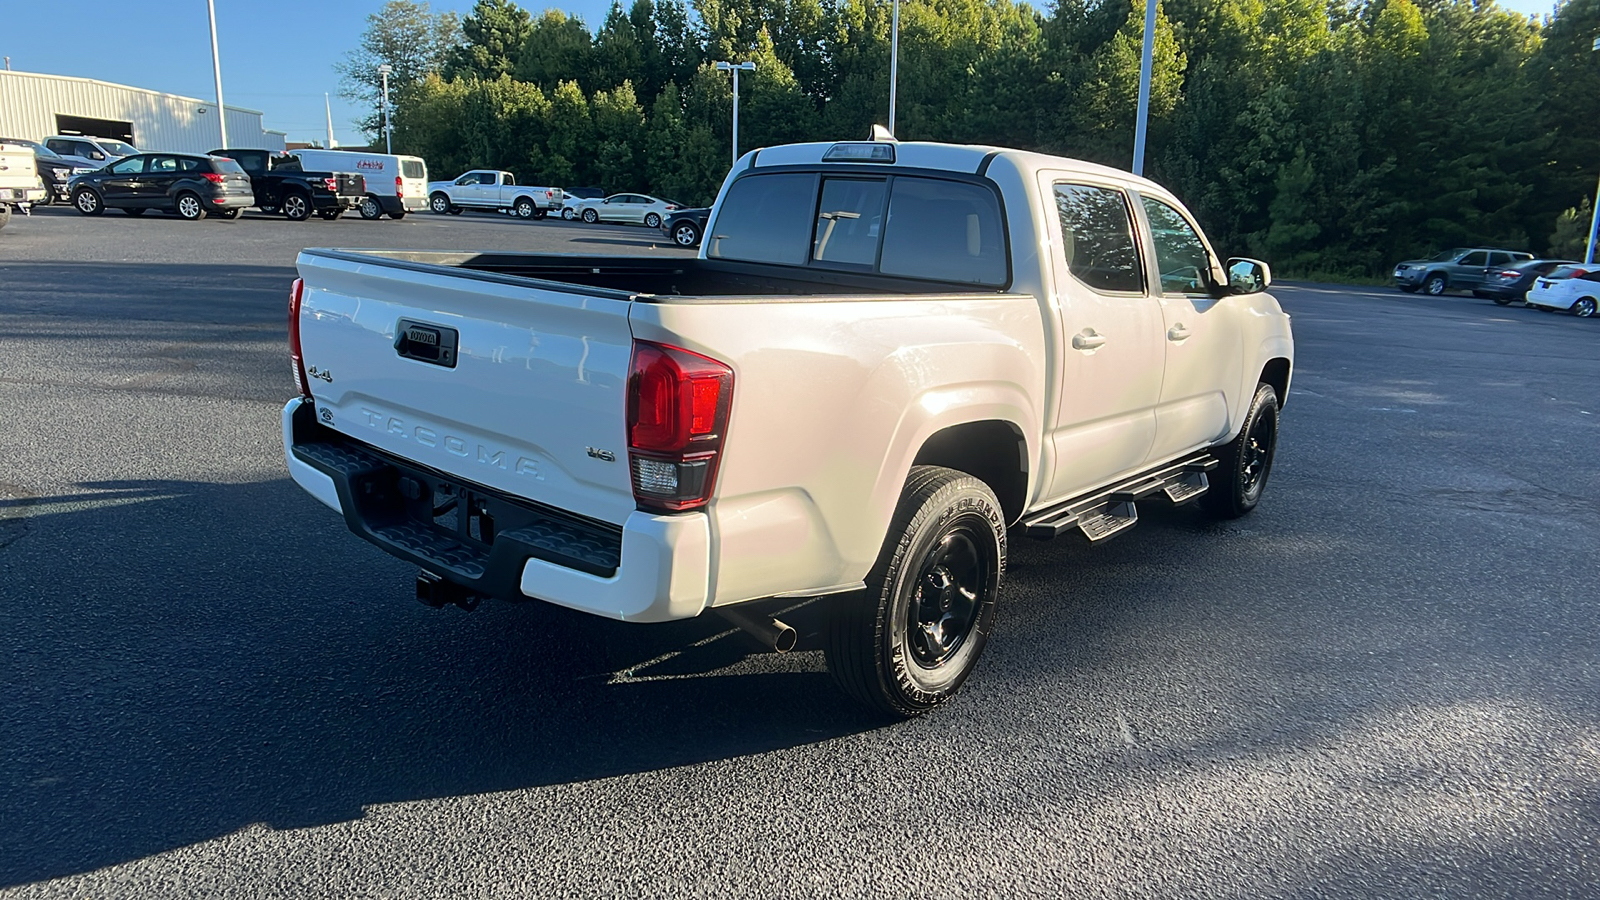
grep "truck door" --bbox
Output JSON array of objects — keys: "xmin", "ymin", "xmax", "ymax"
[
  {"xmin": 1042, "ymin": 178, "xmax": 1165, "ymax": 499},
  {"xmin": 495, "ymin": 172, "xmax": 514, "ymax": 207},
  {"xmin": 1135, "ymin": 193, "xmax": 1244, "ymax": 462}
]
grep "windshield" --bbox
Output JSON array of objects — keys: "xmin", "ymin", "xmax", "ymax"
[
  {"xmin": 1429, "ymin": 248, "xmax": 1469, "ymax": 262},
  {"xmin": 99, "ymin": 140, "xmax": 138, "ymax": 156}
]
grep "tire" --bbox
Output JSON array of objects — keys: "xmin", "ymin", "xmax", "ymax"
[
  {"xmin": 389, "ymin": 209, "xmax": 407, "ymax": 220},
  {"xmin": 358, "ymin": 195, "xmax": 383, "ymax": 220},
  {"xmin": 645, "ymin": 212, "xmax": 662, "ymax": 228},
  {"xmin": 1399, "ymin": 285, "xmax": 1419, "ymax": 293},
  {"xmin": 1492, "ymin": 296, "xmax": 1513, "ymax": 306},
  {"xmin": 73, "ymin": 188, "xmax": 104, "ymax": 216},
  {"xmin": 282, "ymin": 191, "xmax": 311, "ymax": 221},
  {"xmin": 217, "ymin": 208, "xmax": 242, "ymax": 220},
  {"xmin": 581, "ymin": 207, "xmax": 599, "ymax": 224},
  {"xmin": 1573, "ymin": 297, "xmax": 1597, "ymax": 318},
  {"xmin": 533, "ymin": 207, "xmax": 547, "ymax": 219},
  {"xmin": 824, "ymin": 466, "xmax": 1006, "ymax": 718},
  {"xmin": 0, "ymin": 203, "xmax": 9, "ymax": 230},
  {"xmin": 33, "ymin": 193, "xmax": 50, "ymax": 207},
  {"xmin": 430, "ymin": 193, "xmax": 452, "ymax": 214},
  {"xmin": 317, "ymin": 209, "xmax": 343, "ymax": 221},
  {"xmin": 672, "ymin": 221, "xmax": 701, "ymax": 247},
  {"xmin": 514, "ymin": 197, "xmax": 536, "ymax": 218},
  {"xmin": 123, "ymin": 207, "xmax": 146, "ymax": 217},
  {"xmin": 1423, "ymin": 273, "xmax": 1448, "ymax": 295},
  {"xmin": 1201, "ymin": 382, "xmax": 1280, "ymax": 519},
  {"xmin": 174, "ymin": 191, "xmax": 206, "ymax": 221},
  {"xmin": 448, "ymin": 206, "xmax": 464, "ymax": 215},
  {"xmin": 562, "ymin": 207, "xmax": 576, "ymax": 220}
]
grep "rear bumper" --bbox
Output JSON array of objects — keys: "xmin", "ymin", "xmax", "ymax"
[{"xmin": 282, "ymin": 399, "xmax": 711, "ymax": 622}]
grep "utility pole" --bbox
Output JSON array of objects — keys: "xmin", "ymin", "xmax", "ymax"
[
  {"xmin": 1587, "ymin": 35, "xmax": 1600, "ymax": 264},
  {"xmin": 325, "ymin": 93, "xmax": 335, "ymax": 148},
  {"xmin": 889, "ymin": 0, "xmax": 900, "ymax": 135},
  {"xmin": 378, "ymin": 64, "xmax": 392, "ymax": 153},
  {"xmin": 1132, "ymin": 0, "xmax": 1158, "ymax": 176},
  {"xmin": 207, "ymin": 0, "xmax": 228, "ymax": 148},
  {"xmin": 714, "ymin": 61, "xmax": 756, "ymax": 166}
]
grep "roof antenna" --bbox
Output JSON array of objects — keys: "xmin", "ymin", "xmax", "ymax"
[{"xmin": 870, "ymin": 124, "xmax": 897, "ymax": 142}]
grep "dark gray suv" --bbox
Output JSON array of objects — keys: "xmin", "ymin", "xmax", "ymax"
[{"xmin": 1394, "ymin": 248, "xmax": 1534, "ymax": 295}]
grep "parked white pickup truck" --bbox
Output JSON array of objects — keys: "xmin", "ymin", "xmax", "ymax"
[
  {"xmin": 427, "ymin": 170, "xmax": 563, "ymax": 219},
  {"xmin": 0, "ymin": 141, "xmax": 46, "ymax": 230},
  {"xmin": 284, "ymin": 139, "xmax": 1293, "ymax": 717}
]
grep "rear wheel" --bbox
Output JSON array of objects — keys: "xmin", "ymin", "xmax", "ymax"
[
  {"xmin": 358, "ymin": 195, "xmax": 383, "ymax": 220},
  {"xmin": 282, "ymin": 191, "xmax": 311, "ymax": 221},
  {"xmin": 448, "ymin": 206, "xmax": 464, "ymax": 215},
  {"xmin": 389, "ymin": 209, "xmax": 407, "ymax": 220},
  {"xmin": 514, "ymin": 197, "xmax": 536, "ymax": 218},
  {"xmin": 1574, "ymin": 297, "xmax": 1598, "ymax": 317},
  {"xmin": 1201, "ymin": 382, "xmax": 1280, "ymax": 519},
  {"xmin": 1492, "ymin": 296, "xmax": 1513, "ymax": 306},
  {"xmin": 825, "ymin": 466, "xmax": 1005, "ymax": 718},
  {"xmin": 73, "ymin": 188, "xmax": 104, "ymax": 216},
  {"xmin": 645, "ymin": 212, "xmax": 662, "ymax": 228},
  {"xmin": 174, "ymin": 191, "xmax": 206, "ymax": 221}
]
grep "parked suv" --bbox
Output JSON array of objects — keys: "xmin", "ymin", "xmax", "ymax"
[
  {"xmin": 0, "ymin": 138, "xmax": 96, "ymax": 204},
  {"xmin": 1394, "ymin": 248, "xmax": 1533, "ymax": 295},
  {"xmin": 69, "ymin": 152, "xmax": 254, "ymax": 220},
  {"xmin": 43, "ymin": 135, "xmax": 138, "ymax": 170}
]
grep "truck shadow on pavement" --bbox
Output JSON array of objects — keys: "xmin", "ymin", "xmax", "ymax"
[{"xmin": 0, "ymin": 478, "xmax": 878, "ymax": 887}]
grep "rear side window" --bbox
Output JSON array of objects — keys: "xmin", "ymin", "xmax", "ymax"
[
  {"xmin": 402, "ymin": 160, "xmax": 426, "ymax": 179},
  {"xmin": 211, "ymin": 158, "xmax": 245, "ymax": 175},
  {"xmin": 1549, "ymin": 266, "xmax": 1588, "ymax": 279},
  {"xmin": 706, "ymin": 173, "xmax": 816, "ymax": 265},
  {"xmin": 1053, "ymin": 184, "xmax": 1144, "ymax": 293},
  {"xmin": 879, "ymin": 178, "xmax": 1006, "ymax": 285}
]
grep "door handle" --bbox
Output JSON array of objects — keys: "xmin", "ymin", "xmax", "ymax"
[
  {"xmin": 1072, "ymin": 330, "xmax": 1107, "ymax": 351},
  {"xmin": 1168, "ymin": 324, "xmax": 1191, "ymax": 342}
]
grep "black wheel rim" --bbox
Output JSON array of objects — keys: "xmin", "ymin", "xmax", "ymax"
[
  {"xmin": 907, "ymin": 519, "xmax": 993, "ymax": 669},
  {"xmin": 1241, "ymin": 405, "xmax": 1277, "ymax": 497}
]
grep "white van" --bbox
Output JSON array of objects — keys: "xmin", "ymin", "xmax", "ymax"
[{"xmin": 290, "ymin": 149, "xmax": 429, "ymax": 220}]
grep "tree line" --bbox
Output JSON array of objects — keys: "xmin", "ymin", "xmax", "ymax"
[{"xmin": 338, "ymin": 0, "xmax": 1600, "ymax": 276}]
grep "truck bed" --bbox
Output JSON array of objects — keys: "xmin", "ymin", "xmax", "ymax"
[{"xmin": 301, "ymin": 249, "xmax": 1009, "ymax": 302}]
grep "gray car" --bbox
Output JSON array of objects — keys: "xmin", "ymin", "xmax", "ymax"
[{"xmin": 1394, "ymin": 247, "xmax": 1534, "ymax": 295}]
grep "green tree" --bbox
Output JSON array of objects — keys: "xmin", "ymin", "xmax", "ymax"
[
  {"xmin": 445, "ymin": 0, "xmax": 534, "ymax": 81},
  {"xmin": 515, "ymin": 10, "xmax": 595, "ymax": 92},
  {"xmin": 337, "ymin": 0, "xmax": 462, "ymax": 143}
]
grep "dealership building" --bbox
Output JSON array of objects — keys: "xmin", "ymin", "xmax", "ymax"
[{"xmin": 0, "ymin": 69, "xmax": 286, "ymax": 153}]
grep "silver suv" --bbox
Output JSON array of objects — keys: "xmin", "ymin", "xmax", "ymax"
[
  {"xmin": 42, "ymin": 135, "xmax": 138, "ymax": 171},
  {"xmin": 1393, "ymin": 248, "xmax": 1533, "ymax": 295}
]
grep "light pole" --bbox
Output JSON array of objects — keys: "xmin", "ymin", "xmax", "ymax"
[
  {"xmin": 1132, "ymin": 0, "xmax": 1158, "ymax": 176},
  {"xmin": 207, "ymin": 0, "xmax": 228, "ymax": 148},
  {"xmin": 377, "ymin": 63, "xmax": 392, "ymax": 153},
  {"xmin": 714, "ymin": 61, "xmax": 756, "ymax": 166},
  {"xmin": 889, "ymin": 0, "xmax": 900, "ymax": 136},
  {"xmin": 1586, "ymin": 36, "xmax": 1600, "ymax": 264}
]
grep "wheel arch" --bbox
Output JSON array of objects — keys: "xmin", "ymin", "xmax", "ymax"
[
  {"xmin": 910, "ymin": 419, "xmax": 1030, "ymax": 526},
  {"xmin": 1259, "ymin": 357, "xmax": 1291, "ymax": 409}
]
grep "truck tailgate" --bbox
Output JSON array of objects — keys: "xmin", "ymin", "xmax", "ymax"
[{"xmin": 294, "ymin": 250, "xmax": 637, "ymax": 526}]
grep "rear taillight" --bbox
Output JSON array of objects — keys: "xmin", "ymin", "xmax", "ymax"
[
  {"xmin": 395, "ymin": 175, "xmax": 404, "ymax": 197},
  {"xmin": 1496, "ymin": 270, "xmax": 1520, "ymax": 278},
  {"xmin": 202, "ymin": 172, "xmax": 224, "ymax": 184},
  {"xmin": 323, "ymin": 176, "xmax": 338, "ymax": 192},
  {"xmin": 627, "ymin": 341, "xmax": 734, "ymax": 512},
  {"xmin": 289, "ymin": 278, "xmax": 311, "ymax": 398}
]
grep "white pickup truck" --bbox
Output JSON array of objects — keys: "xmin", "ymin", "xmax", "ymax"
[
  {"xmin": 284, "ymin": 139, "xmax": 1293, "ymax": 717},
  {"xmin": 0, "ymin": 141, "xmax": 46, "ymax": 229},
  {"xmin": 427, "ymin": 170, "xmax": 563, "ymax": 219}
]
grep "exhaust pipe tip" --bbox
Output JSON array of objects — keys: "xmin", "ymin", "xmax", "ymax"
[{"xmin": 716, "ymin": 606, "xmax": 797, "ymax": 653}]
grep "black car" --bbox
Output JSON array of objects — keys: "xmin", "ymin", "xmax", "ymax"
[
  {"xmin": 1471, "ymin": 258, "xmax": 1580, "ymax": 305},
  {"xmin": 660, "ymin": 206, "xmax": 710, "ymax": 247},
  {"xmin": 0, "ymin": 138, "xmax": 93, "ymax": 204},
  {"xmin": 69, "ymin": 152, "xmax": 254, "ymax": 220}
]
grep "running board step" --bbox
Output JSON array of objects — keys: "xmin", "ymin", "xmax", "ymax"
[{"xmin": 1021, "ymin": 453, "xmax": 1217, "ymax": 541}]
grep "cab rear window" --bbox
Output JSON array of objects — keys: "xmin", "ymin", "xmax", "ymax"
[{"xmin": 708, "ymin": 171, "xmax": 1008, "ymax": 286}]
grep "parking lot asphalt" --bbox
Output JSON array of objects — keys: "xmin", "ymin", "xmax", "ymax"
[{"xmin": 1, "ymin": 206, "xmax": 1597, "ymax": 898}]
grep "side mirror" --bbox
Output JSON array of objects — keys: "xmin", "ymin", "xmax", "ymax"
[{"xmin": 1226, "ymin": 257, "xmax": 1272, "ymax": 295}]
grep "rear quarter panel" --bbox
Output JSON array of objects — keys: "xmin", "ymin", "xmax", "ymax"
[{"xmin": 630, "ymin": 294, "xmax": 1047, "ymax": 606}]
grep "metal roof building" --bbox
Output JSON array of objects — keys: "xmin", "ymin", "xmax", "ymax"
[{"xmin": 0, "ymin": 70, "xmax": 286, "ymax": 153}]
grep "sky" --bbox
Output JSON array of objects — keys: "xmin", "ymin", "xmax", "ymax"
[{"xmin": 0, "ymin": 0, "xmax": 1569, "ymax": 148}]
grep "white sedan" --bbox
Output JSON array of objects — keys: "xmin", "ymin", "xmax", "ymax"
[
  {"xmin": 1525, "ymin": 265, "xmax": 1600, "ymax": 317},
  {"xmin": 562, "ymin": 192, "xmax": 681, "ymax": 227}
]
